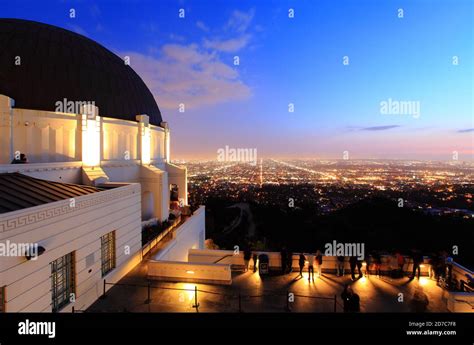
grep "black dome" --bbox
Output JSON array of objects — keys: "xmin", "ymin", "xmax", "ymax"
[{"xmin": 0, "ymin": 19, "xmax": 162, "ymax": 125}]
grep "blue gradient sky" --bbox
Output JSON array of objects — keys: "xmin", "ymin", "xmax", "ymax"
[{"xmin": 1, "ymin": 0, "xmax": 472, "ymax": 160}]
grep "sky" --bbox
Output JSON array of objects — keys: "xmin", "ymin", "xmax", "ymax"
[{"xmin": 0, "ymin": 0, "xmax": 473, "ymax": 161}]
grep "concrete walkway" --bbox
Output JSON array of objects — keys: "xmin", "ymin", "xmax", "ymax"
[{"xmin": 88, "ymin": 260, "xmax": 449, "ymax": 313}]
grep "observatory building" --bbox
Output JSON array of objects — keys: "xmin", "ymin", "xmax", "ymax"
[{"xmin": 0, "ymin": 19, "xmax": 205, "ymax": 312}]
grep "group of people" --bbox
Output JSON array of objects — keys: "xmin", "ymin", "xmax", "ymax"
[
  {"xmin": 427, "ymin": 250, "xmax": 456, "ymax": 288},
  {"xmin": 243, "ymin": 248, "xmax": 259, "ymax": 273},
  {"xmin": 297, "ymin": 251, "xmax": 323, "ymax": 281},
  {"xmin": 243, "ymin": 247, "xmax": 465, "ymax": 290}
]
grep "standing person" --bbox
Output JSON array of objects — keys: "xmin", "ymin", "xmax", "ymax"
[
  {"xmin": 349, "ymin": 256, "xmax": 358, "ymax": 281},
  {"xmin": 428, "ymin": 253, "xmax": 439, "ymax": 280},
  {"xmin": 315, "ymin": 250, "xmax": 323, "ymax": 277},
  {"xmin": 307, "ymin": 252, "xmax": 315, "ymax": 282},
  {"xmin": 298, "ymin": 253, "xmax": 306, "ymax": 277},
  {"xmin": 252, "ymin": 252, "xmax": 258, "ymax": 273},
  {"xmin": 243, "ymin": 248, "xmax": 251, "ymax": 272},
  {"xmin": 356, "ymin": 258, "xmax": 363, "ymax": 279},
  {"xmin": 409, "ymin": 249, "xmax": 423, "ymax": 281},
  {"xmin": 395, "ymin": 251, "xmax": 405, "ymax": 276},
  {"xmin": 337, "ymin": 256, "xmax": 345, "ymax": 277},
  {"xmin": 280, "ymin": 247, "xmax": 287, "ymax": 274}
]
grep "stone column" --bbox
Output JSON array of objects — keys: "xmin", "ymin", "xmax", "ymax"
[{"xmin": 0, "ymin": 95, "xmax": 14, "ymax": 163}]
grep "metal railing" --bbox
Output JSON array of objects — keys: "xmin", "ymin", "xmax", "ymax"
[
  {"xmin": 91, "ymin": 279, "xmax": 342, "ymax": 313},
  {"xmin": 141, "ymin": 216, "xmax": 183, "ymax": 258}
]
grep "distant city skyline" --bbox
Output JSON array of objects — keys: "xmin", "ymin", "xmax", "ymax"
[{"xmin": 1, "ymin": 0, "xmax": 472, "ymax": 161}]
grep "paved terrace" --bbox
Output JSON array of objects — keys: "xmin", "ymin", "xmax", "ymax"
[{"xmin": 88, "ymin": 262, "xmax": 449, "ymax": 313}]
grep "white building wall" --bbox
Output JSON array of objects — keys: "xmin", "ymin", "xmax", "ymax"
[
  {"xmin": 166, "ymin": 162, "xmax": 188, "ymax": 205},
  {"xmin": 0, "ymin": 95, "xmax": 169, "ymax": 166},
  {"xmin": 0, "ymin": 162, "xmax": 83, "ymax": 184},
  {"xmin": 0, "ymin": 183, "xmax": 142, "ymax": 312},
  {"xmin": 9, "ymin": 108, "xmax": 78, "ymax": 163},
  {"xmin": 150, "ymin": 125, "xmax": 166, "ymax": 164},
  {"xmin": 0, "ymin": 95, "xmax": 14, "ymax": 164},
  {"xmin": 154, "ymin": 206, "xmax": 205, "ymax": 262},
  {"xmin": 102, "ymin": 117, "xmax": 139, "ymax": 162}
]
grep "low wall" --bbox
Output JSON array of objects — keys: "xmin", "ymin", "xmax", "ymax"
[
  {"xmin": 188, "ymin": 249, "xmax": 431, "ymax": 275},
  {"xmin": 148, "ymin": 260, "xmax": 231, "ymax": 285},
  {"xmin": 153, "ymin": 206, "xmax": 205, "ymax": 262}
]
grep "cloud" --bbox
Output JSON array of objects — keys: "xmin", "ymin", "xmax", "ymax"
[
  {"xmin": 123, "ymin": 44, "xmax": 251, "ymax": 110},
  {"xmin": 360, "ymin": 125, "xmax": 401, "ymax": 131},
  {"xmin": 196, "ymin": 21, "xmax": 209, "ymax": 32},
  {"xmin": 226, "ymin": 9, "xmax": 255, "ymax": 33},
  {"xmin": 118, "ymin": 9, "xmax": 257, "ymax": 110},
  {"xmin": 203, "ymin": 34, "xmax": 251, "ymax": 53},
  {"xmin": 169, "ymin": 33, "xmax": 186, "ymax": 42},
  {"xmin": 457, "ymin": 128, "xmax": 474, "ymax": 133},
  {"xmin": 202, "ymin": 9, "xmax": 255, "ymax": 53}
]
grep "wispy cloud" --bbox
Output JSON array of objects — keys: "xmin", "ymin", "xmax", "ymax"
[
  {"xmin": 226, "ymin": 8, "xmax": 255, "ymax": 33},
  {"xmin": 204, "ymin": 34, "xmax": 251, "ymax": 53},
  {"xmin": 457, "ymin": 128, "xmax": 474, "ymax": 133},
  {"xmin": 203, "ymin": 9, "xmax": 255, "ymax": 53},
  {"xmin": 360, "ymin": 125, "xmax": 401, "ymax": 131},
  {"xmin": 196, "ymin": 21, "xmax": 209, "ymax": 32},
  {"xmin": 124, "ymin": 9, "xmax": 257, "ymax": 110},
  {"xmin": 123, "ymin": 44, "xmax": 251, "ymax": 110}
]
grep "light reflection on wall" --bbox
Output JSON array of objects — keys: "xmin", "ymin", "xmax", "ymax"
[{"xmin": 82, "ymin": 114, "xmax": 101, "ymax": 166}]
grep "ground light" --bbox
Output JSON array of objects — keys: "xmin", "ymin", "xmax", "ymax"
[{"xmin": 419, "ymin": 277, "xmax": 429, "ymax": 286}]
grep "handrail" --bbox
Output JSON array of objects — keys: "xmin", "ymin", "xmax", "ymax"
[
  {"xmin": 213, "ymin": 254, "xmax": 234, "ymax": 264},
  {"xmin": 454, "ymin": 299, "xmax": 474, "ymax": 308}
]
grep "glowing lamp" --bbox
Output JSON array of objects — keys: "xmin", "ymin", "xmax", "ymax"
[{"xmin": 137, "ymin": 115, "xmax": 151, "ymax": 165}]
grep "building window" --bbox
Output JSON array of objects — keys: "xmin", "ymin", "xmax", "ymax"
[
  {"xmin": 0, "ymin": 286, "xmax": 5, "ymax": 312},
  {"xmin": 101, "ymin": 231, "xmax": 116, "ymax": 277},
  {"xmin": 51, "ymin": 252, "xmax": 75, "ymax": 312}
]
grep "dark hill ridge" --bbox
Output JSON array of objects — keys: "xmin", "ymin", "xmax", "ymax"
[{"xmin": 205, "ymin": 196, "xmax": 474, "ymax": 268}]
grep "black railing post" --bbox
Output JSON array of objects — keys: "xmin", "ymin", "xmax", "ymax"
[
  {"xmin": 72, "ymin": 306, "xmax": 75, "ymax": 313},
  {"xmin": 100, "ymin": 279, "xmax": 107, "ymax": 299},
  {"xmin": 238, "ymin": 292, "xmax": 242, "ymax": 313},
  {"xmin": 192, "ymin": 286, "xmax": 200, "ymax": 311},
  {"xmin": 145, "ymin": 282, "xmax": 151, "ymax": 304},
  {"xmin": 334, "ymin": 295, "xmax": 337, "ymax": 312},
  {"xmin": 286, "ymin": 291, "xmax": 290, "ymax": 312}
]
